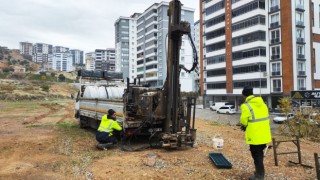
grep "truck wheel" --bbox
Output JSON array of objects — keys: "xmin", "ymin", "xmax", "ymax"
[{"xmin": 79, "ymin": 118, "xmax": 87, "ymax": 128}]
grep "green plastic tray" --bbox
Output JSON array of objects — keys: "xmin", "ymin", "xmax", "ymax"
[{"xmin": 209, "ymin": 153, "xmax": 232, "ymax": 169}]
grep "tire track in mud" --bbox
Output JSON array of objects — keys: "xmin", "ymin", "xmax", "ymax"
[
  {"xmin": 22, "ymin": 103, "xmax": 64, "ymax": 125},
  {"xmin": 57, "ymin": 102, "xmax": 75, "ymax": 123}
]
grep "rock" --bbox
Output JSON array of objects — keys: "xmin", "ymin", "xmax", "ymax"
[{"xmin": 144, "ymin": 153, "xmax": 157, "ymax": 167}]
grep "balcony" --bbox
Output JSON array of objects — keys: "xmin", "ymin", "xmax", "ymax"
[
  {"xmin": 270, "ymin": 5, "xmax": 279, "ymax": 13},
  {"xmin": 299, "ymin": 87, "xmax": 306, "ymax": 90},
  {"xmin": 272, "ymin": 71, "xmax": 281, "ymax": 76},
  {"xmin": 271, "ymin": 54, "xmax": 280, "ymax": 60},
  {"xmin": 296, "ymin": 21, "xmax": 305, "ymax": 27},
  {"xmin": 270, "ymin": 22, "xmax": 279, "ymax": 28},
  {"xmin": 273, "ymin": 87, "xmax": 281, "ymax": 92},
  {"xmin": 296, "ymin": 4, "xmax": 304, "ymax": 11},
  {"xmin": 296, "ymin": 37, "xmax": 305, "ymax": 43},
  {"xmin": 297, "ymin": 54, "xmax": 305, "ymax": 59},
  {"xmin": 298, "ymin": 71, "xmax": 306, "ymax": 76},
  {"xmin": 271, "ymin": 38, "xmax": 280, "ymax": 44}
]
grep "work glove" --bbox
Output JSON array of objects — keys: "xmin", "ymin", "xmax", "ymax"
[{"xmin": 240, "ymin": 125, "xmax": 246, "ymax": 131}]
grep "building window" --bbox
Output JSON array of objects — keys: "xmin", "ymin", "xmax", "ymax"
[
  {"xmin": 271, "ymin": 46, "xmax": 280, "ymax": 59},
  {"xmin": 270, "ymin": 29, "xmax": 280, "ymax": 43},
  {"xmin": 206, "ymin": 27, "xmax": 226, "ymax": 40},
  {"xmin": 232, "ymin": 0, "xmax": 265, "ymax": 18},
  {"xmin": 271, "ymin": 63, "xmax": 281, "ymax": 75},
  {"xmin": 206, "ymin": 41, "xmax": 226, "ymax": 52},
  {"xmin": 272, "ymin": 79, "xmax": 282, "ymax": 92},
  {"xmin": 232, "ymin": 15, "xmax": 265, "ymax": 32},
  {"xmin": 207, "ymin": 82, "xmax": 226, "ymax": 89},
  {"xmin": 232, "ymin": 47, "xmax": 266, "ymax": 61},
  {"xmin": 297, "ymin": 45, "xmax": 304, "ymax": 58},
  {"xmin": 207, "ymin": 54, "xmax": 225, "ymax": 65},
  {"xmin": 207, "ymin": 69, "xmax": 226, "ymax": 77},
  {"xmin": 270, "ymin": 0, "xmax": 279, "ymax": 7},
  {"xmin": 298, "ymin": 78, "xmax": 306, "ymax": 90},
  {"xmin": 206, "ymin": 14, "xmax": 225, "ymax": 28},
  {"xmin": 233, "ymin": 64, "xmax": 266, "ymax": 74},
  {"xmin": 296, "ymin": 0, "xmax": 303, "ymax": 6},
  {"xmin": 270, "ymin": 13, "xmax": 280, "ymax": 27},
  {"xmin": 297, "ymin": 62, "xmax": 306, "ymax": 75},
  {"xmin": 206, "ymin": 1, "xmax": 224, "ymax": 16},
  {"xmin": 296, "ymin": 12, "xmax": 304, "ymax": 25},
  {"xmin": 233, "ymin": 80, "xmax": 267, "ymax": 88},
  {"xmin": 232, "ymin": 31, "xmax": 266, "ymax": 46}
]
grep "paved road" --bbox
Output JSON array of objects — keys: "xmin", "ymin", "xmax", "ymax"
[{"xmin": 194, "ymin": 108, "xmax": 279, "ymax": 133}]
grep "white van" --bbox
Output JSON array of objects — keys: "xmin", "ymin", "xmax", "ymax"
[{"xmin": 210, "ymin": 102, "xmax": 229, "ymax": 111}]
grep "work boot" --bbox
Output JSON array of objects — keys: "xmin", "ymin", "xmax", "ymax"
[
  {"xmin": 248, "ymin": 175, "xmax": 264, "ymax": 180},
  {"xmin": 96, "ymin": 143, "xmax": 108, "ymax": 150}
]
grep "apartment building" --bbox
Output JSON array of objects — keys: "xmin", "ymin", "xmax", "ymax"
[
  {"xmin": 194, "ymin": 20, "xmax": 201, "ymax": 93},
  {"xmin": 312, "ymin": 1, "xmax": 320, "ymax": 89},
  {"xmin": 52, "ymin": 52, "xmax": 73, "ymax": 72},
  {"xmin": 200, "ymin": 0, "xmax": 320, "ymax": 108},
  {"xmin": 115, "ymin": 13, "xmax": 140, "ymax": 81},
  {"xmin": 122, "ymin": 2, "xmax": 196, "ymax": 92},
  {"xmin": 19, "ymin": 42, "xmax": 33, "ymax": 56},
  {"xmin": 32, "ymin": 43, "xmax": 53, "ymax": 70},
  {"xmin": 53, "ymin": 46, "xmax": 69, "ymax": 53},
  {"xmin": 70, "ymin": 49, "xmax": 84, "ymax": 65},
  {"xmin": 95, "ymin": 48, "xmax": 116, "ymax": 71},
  {"xmin": 85, "ymin": 52, "xmax": 95, "ymax": 71}
]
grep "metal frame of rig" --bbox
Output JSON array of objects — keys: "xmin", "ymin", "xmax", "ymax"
[{"xmin": 122, "ymin": 0, "xmax": 198, "ymax": 149}]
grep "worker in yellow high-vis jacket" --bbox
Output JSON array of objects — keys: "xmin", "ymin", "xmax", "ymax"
[
  {"xmin": 240, "ymin": 86, "xmax": 272, "ymax": 180},
  {"xmin": 96, "ymin": 109, "xmax": 122, "ymax": 150}
]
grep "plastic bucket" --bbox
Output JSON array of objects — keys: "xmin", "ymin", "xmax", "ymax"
[{"xmin": 212, "ymin": 135, "xmax": 224, "ymax": 149}]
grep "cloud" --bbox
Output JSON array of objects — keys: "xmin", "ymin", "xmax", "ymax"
[{"xmin": 0, "ymin": 0, "xmax": 199, "ymax": 53}]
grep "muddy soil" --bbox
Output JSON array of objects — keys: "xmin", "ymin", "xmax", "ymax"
[{"xmin": 0, "ymin": 99, "xmax": 319, "ymax": 180}]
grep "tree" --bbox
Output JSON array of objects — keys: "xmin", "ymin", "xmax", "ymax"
[
  {"xmin": 58, "ymin": 74, "xmax": 65, "ymax": 82},
  {"xmin": 30, "ymin": 64, "xmax": 39, "ymax": 72}
]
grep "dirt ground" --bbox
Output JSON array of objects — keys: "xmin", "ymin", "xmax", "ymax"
[{"xmin": 0, "ymin": 99, "xmax": 319, "ymax": 180}]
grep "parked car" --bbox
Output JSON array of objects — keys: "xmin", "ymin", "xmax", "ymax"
[
  {"xmin": 273, "ymin": 113, "xmax": 294, "ymax": 124},
  {"xmin": 210, "ymin": 102, "xmax": 233, "ymax": 111},
  {"xmin": 217, "ymin": 105, "xmax": 236, "ymax": 114}
]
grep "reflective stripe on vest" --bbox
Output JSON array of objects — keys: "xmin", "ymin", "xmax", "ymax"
[
  {"xmin": 99, "ymin": 121, "xmax": 114, "ymax": 132},
  {"xmin": 244, "ymin": 96, "xmax": 269, "ymax": 123}
]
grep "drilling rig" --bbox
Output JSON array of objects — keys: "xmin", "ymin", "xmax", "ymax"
[{"xmin": 122, "ymin": 0, "xmax": 198, "ymax": 148}]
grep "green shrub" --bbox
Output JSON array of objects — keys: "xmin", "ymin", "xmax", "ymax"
[{"xmin": 40, "ymin": 84, "xmax": 50, "ymax": 92}]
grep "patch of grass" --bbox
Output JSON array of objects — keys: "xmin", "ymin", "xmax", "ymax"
[
  {"xmin": 26, "ymin": 124, "xmax": 54, "ymax": 129},
  {"xmin": 47, "ymin": 114, "xmax": 64, "ymax": 118},
  {"xmin": 0, "ymin": 72, "xmax": 9, "ymax": 79},
  {"xmin": 56, "ymin": 121, "xmax": 78, "ymax": 129},
  {"xmin": 209, "ymin": 122, "xmax": 224, "ymax": 126}
]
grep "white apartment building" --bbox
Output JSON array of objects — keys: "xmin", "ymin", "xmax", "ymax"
[
  {"xmin": 32, "ymin": 43, "xmax": 53, "ymax": 70},
  {"xmin": 19, "ymin": 42, "xmax": 33, "ymax": 56},
  {"xmin": 85, "ymin": 52, "xmax": 95, "ymax": 71},
  {"xmin": 117, "ymin": 2, "xmax": 196, "ymax": 92},
  {"xmin": 52, "ymin": 52, "xmax": 73, "ymax": 72},
  {"xmin": 53, "ymin": 46, "xmax": 69, "ymax": 53},
  {"xmin": 95, "ymin": 49, "xmax": 116, "ymax": 71},
  {"xmin": 200, "ymin": 0, "xmax": 320, "ymax": 108},
  {"xmin": 115, "ymin": 13, "xmax": 140, "ymax": 81},
  {"xmin": 70, "ymin": 49, "xmax": 84, "ymax": 65}
]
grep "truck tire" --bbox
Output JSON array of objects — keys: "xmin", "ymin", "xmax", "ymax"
[{"xmin": 79, "ymin": 116, "xmax": 88, "ymax": 128}]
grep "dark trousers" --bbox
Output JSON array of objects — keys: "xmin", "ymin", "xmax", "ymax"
[
  {"xmin": 96, "ymin": 131, "xmax": 117, "ymax": 144},
  {"xmin": 250, "ymin": 144, "xmax": 266, "ymax": 179}
]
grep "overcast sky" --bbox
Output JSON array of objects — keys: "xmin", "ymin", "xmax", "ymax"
[{"xmin": 0, "ymin": 0, "xmax": 199, "ymax": 53}]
